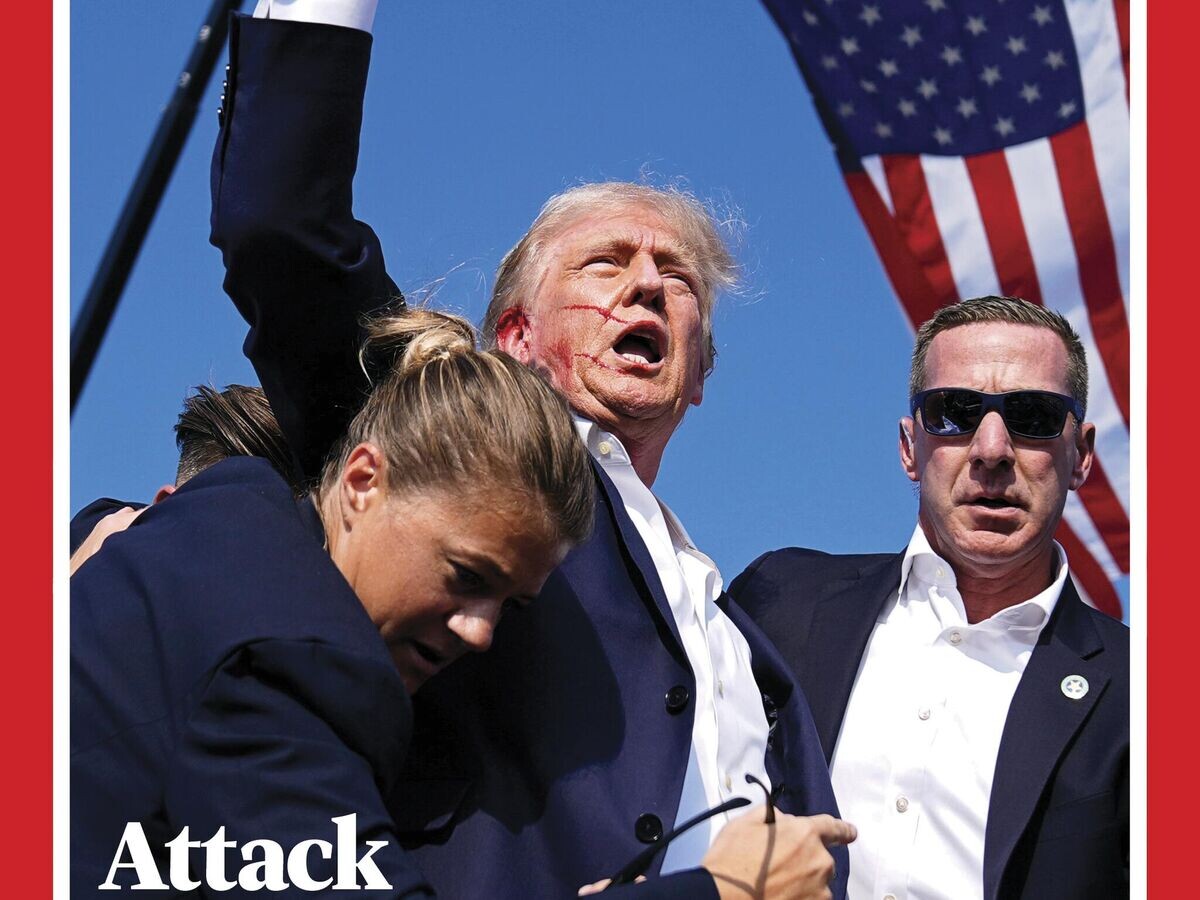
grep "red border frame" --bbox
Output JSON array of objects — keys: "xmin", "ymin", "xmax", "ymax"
[
  {"xmin": 17, "ymin": 0, "xmax": 51, "ymax": 895},
  {"xmin": 1149, "ymin": 2, "xmax": 1177, "ymax": 895}
]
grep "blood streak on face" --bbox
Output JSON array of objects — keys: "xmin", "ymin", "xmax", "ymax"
[{"xmin": 560, "ymin": 304, "xmax": 636, "ymax": 325}]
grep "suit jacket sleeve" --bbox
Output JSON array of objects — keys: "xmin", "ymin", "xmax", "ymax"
[
  {"xmin": 168, "ymin": 638, "xmax": 435, "ymax": 897},
  {"xmin": 210, "ymin": 15, "xmax": 401, "ymax": 481}
]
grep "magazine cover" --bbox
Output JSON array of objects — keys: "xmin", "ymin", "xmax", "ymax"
[{"xmin": 63, "ymin": 0, "xmax": 1143, "ymax": 896}]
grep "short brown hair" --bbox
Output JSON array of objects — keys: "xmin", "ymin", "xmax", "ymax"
[
  {"xmin": 482, "ymin": 182, "xmax": 738, "ymax": 377},
  {"xmin": 175, "ymin": 385, "xmax": 300, "ymax": 488},
  {"xmin": 321, "ymin": 307, "xmax": 594, "ymax": 548},
  {"xmin": 909, "ymin": 296, "xmax": 1089, "ymax": 416}
]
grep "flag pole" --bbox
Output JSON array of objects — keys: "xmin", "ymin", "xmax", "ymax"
[{"xmin": 70, "ymin": 0, "xmax": 245, "ymax": 415}]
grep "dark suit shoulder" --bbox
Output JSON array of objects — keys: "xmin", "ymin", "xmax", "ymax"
[
  {"xmin": 70, "ymin": 497, "xmax": 145, "ymax": 554},
  {"xmin": 731, "ymin": 547, "xmax": 896, "ymax": 608}
]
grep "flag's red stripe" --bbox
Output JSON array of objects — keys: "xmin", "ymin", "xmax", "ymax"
[
  {"xmin": 965, "ymin": 148, "xmax": 1129, "ymax": 574},
  {"xmin": 964, "ymin": 150, "xmax": 1045, "ymax": 304},
  {"xmin": 882, "ymin": 155, "xmax": 960, "ymax": 314},
  {"xmin": 1112, "ymin": 0, "xmax": 1130, "ymax": 102},
  {"xmin": 1075, "ymin": 456, "xmax": 1131, "ymax": 573},
  {"xmin": 1054, "ymin": 520, "xmax": 1123, "ymax": 619},
  {"xmin": 843, "ymin": 170, "xmax": 947, "ymax": 327},
  {"xmin": 1050, "ymin": 123, "xmax": 1131, "ymax": 427}
]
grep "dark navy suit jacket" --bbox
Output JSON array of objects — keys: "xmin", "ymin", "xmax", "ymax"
[
  {"xmin": 71, "ymin": 457, "xmax": 434, "ymax": 897},
  {"xmin": 210, "ymin": 16, "xmax": 846, "ymax": 899},
  {"xmin": 730, "ymin": 548, "xmax": 1130, "ymax": 900}
]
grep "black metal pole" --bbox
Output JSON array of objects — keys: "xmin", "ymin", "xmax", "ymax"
[{"xmin": 70, "ymin": 0, "xmax": 245, "ymax": 414}]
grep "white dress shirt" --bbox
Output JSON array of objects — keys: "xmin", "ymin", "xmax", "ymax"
[
  {"xmin": 254, "ymin": 0, "xmax": 377, "ymax": 32},
  {"xmin": 573, "ymin": 416, "xmax": 770, "ymax": 873},
  {"xmin": 831, "ymin": 525, "xmax": 1069, "ymax": 900}
]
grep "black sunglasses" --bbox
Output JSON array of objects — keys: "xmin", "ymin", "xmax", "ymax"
[
  {"xmin": 606, "ymin": 775, "xmax": 775, "ymax": 886},
  {"xmin": 911, "ymin": 388, "xmax": 1084, "ymax": 440}
]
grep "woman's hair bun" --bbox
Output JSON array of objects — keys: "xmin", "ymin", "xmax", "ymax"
[{"xmin": 360, "ymin": 307, "xmax": 478, "ymax": 382}]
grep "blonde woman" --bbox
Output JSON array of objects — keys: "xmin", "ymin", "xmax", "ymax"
[{"xmin": 71, "ymin": 310, "xmax": 593, "ymax": 895}]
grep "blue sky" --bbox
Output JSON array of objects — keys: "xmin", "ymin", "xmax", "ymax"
[{"xmin": 70, "ymin": 0, "xmax": 1128, "ymax": 611}]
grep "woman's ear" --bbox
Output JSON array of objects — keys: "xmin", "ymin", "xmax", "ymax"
[{"xmin": 340, "ymin": 442, "xmax": 389, "ymax": 519}]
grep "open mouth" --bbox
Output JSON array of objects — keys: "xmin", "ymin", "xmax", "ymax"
[
  {"xmin": 613, "ymin": 327, "xmax": 664, "ymax": 366},
  {"xmin": 969, "ymin": 497, "xmax": 1018, "ymax": 510}
]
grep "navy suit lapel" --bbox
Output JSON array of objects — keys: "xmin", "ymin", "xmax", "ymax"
[
  {"xmin": 982, "ymin": 578, "xmax": 1110, "ymax": 900},
  {"xmin": 803, "ymin": 554, "xmax": 903, "ymax": 763},
  {"xmin": 591, "ymin": 463, "xmax": 687, "ymax": 657}
]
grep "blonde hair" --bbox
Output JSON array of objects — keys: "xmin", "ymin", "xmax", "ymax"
[
  {"xmin": 320, "ymin": 308, "xmax": 594, "ymax": 546},
  {"xmin": 483, "ymin": 182, "xmax": 739, "ymax": 376}
]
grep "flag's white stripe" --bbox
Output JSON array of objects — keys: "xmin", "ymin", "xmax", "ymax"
[
  {"xmin": 861, "ymin": 155, "xmax": 894, "ymax": 216},
  {"xmin": 919, "ymin": 155, "xmax": 1000, "ymax": 299},
  {"xmin": 1062, "ymin": 490, "xmax": 1122, "ymax": 582},
  {"xmin": 1064, "ymin": 0, "xmax": 1131, "ymax": 313},
  {"xmin": 1006, "ymin": 138, "xmax": 1131, "ymax": 511}
]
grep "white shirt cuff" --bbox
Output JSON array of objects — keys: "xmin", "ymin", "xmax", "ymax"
[{"xmin": 253, "ymin": 0, "xmax": 377, "ymax": 33}]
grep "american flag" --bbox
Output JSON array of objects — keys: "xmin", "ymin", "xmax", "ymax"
[{"xmin": 763, "ymin": 0, "xmax": 1131, "ymax": 618}]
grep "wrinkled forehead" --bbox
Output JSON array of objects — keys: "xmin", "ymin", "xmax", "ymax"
[
  {"xmin": 543, "ymin": 203, "xmax": 697, "ymax": 267},
  {"xmin": 924, "ymin": 322, "xmax": 1071, "ymax": 393}
]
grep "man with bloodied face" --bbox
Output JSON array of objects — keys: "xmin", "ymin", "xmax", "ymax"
[{"xmin": 211, "ymin": 4, "xmax": 851, "ymax": 899}]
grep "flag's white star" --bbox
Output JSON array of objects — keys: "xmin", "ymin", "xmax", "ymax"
[
  {"xmin": 802, "ymin": 9, "xmax": 820, "ymax": 25},
  {"xmin": 838, "ymin": 101, "xmax": 855, "ymax": 117},
  {"xmin": 860, "ymin": 4, "xmax": 882, "ymax": 26},
  {"xmin": 860, "ymin": 78, "xmax": 879, "ymax": 93},
  {"xmin": 1031, "ymin": 5, "xmax": 1054, "ymax": 26},
  {"xmin": 822, "ymin": 54, "xmax": 839, "ymax": 70},
  {"xmin": 1044, "ymin": 50, "xmax": 1066, "ymax": 70},
  {"xmin": 965, "ymin": 16, "xmax": 988, "ymax": 36},
  {"xmin": 898, "ymin": 98, "xmax": 918, "ymax": 117},
  {"xmin": 1020, "ymin": 82, "xmax": 1041, "ymax": 103},
  {"xmin": 878, "ymin": 58, "xmax": 900, "ymax": 77},
  {"xmin": 841, "ymin": 36, "xmax": 861, "ymax": 55},
  {"xmin": 875, "ymin": 121, "xmax": 893, "ymax": 138},
  {"xmin": 941, "ymin": 45, "xmax": 963, "ymax": 65},
  {"xmin": 994, "ymin": 116, "xmax": 1016, "ymax": 136},
  {"xmin": 1006, "ymin": 35, "xmax": 1028, "ymax": 55},
  {"xmin": 1058, "ymin": 100, "xmax": 1078, "ymax": 118},
  {"xmin": 933, "ymin": 126, "xmax": 954, "ymax": 145},
  {"xmin": 956, "ymin": 97, "xmax": 979, "ymax": 118},
  {"xmin": 900, "ymin": 25, "xmax": 923, "ymax": 48},
  {"xmin": 917, "ymin": 78, "xmax": 939, "ymax": 99},
  {"xmin": 980, "ymin": 65, "xmax": 1002, "ymax": 86},
  {"xmin": 926, "ymin": 0, "xmax": 947, "ymax": 11}
]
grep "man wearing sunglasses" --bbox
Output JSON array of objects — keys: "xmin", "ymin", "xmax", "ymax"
[{"xmin": 732, "ymin": 296, "xmax": 1129, "ymax": 899}]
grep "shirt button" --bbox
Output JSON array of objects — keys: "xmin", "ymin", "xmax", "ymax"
[
  {"xmin": 895, "ymin": 796, "xmax": 909, "ymax": 813},
  {"xmin": 598, "ymin": 441, "xmax": 613, "ymax": 456},
  {"xmin": 717, "ymin": 679, "xmax": 725, "ymax": 697},
  {"xmin": 948, "ymin": 630, "xmax": 963, "ymax": 645},
  {"xmin": 918, "ymin": 708, "xmax": 931, "ymax": 720},
  {"xmin": 936, "ymin": 567, "xmax": 945, "ymax": 578},
  {"xmin": 724, "ymin": 773, "xmax": 733, "ymax": 791},
  {"xmin": 884, "ymin": 895, "xmax": 897, "ymax": 900}
]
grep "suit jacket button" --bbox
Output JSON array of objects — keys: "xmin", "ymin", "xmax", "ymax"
[
  {"xmin": 217, "ymin": 106, "xmax": 224, "ymax": 127},
  {"xmin": 664, "ymin": 685, "xmax": 690, "ymax": 714},
  {"xmin": 635, "ymin": 813, "xmax": 663, "ymax": 844}
]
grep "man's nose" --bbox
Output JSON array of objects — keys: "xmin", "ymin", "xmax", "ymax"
[
  {"xmin": 969, "ymin": 410, "xmax": 1016, "ymax": 469},
  {"xmin": 622, "ymin": 253, "xmax": 665, "ymax": 310},
  {"xmin": 447, "ymin": 601, "xmax": 501, "ymax": 654}
]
